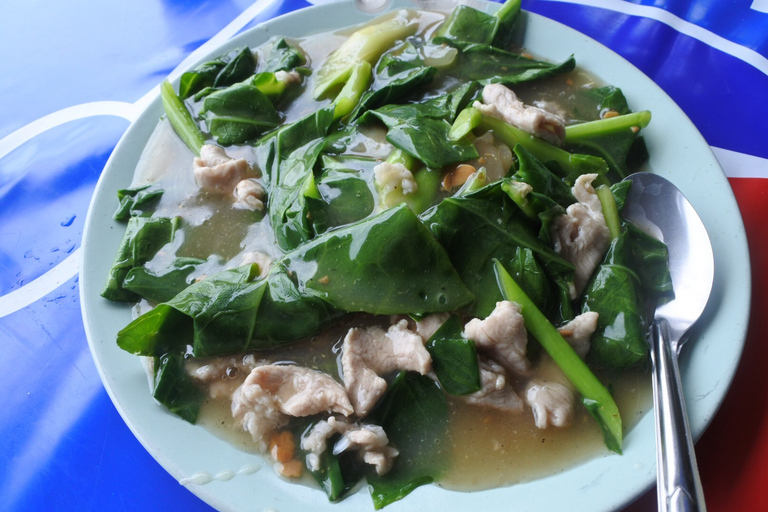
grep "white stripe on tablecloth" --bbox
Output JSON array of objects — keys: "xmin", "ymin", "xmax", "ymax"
[{"xmin": 712, "ymin": 146, "xmax": 768, "ymax": 179}]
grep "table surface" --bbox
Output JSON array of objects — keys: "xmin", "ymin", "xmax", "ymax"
[{"xmin": 2, "ymin": 0, "xmax": 767, "ymax": 510}]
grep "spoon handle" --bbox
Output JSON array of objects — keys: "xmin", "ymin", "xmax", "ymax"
[{"xmin": 651, "ymin": 318, "xmax": 707, "ymax": 512}]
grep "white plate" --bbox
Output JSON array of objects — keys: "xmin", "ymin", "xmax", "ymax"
[{"xmin": 80, "ymin": 1, "xmax": 751, "ymax": 511}]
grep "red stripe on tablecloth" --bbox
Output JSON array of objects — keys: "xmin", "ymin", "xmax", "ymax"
[{"xmin": 696, "ymin": 177, "xmax": 768, "ymax": 511}]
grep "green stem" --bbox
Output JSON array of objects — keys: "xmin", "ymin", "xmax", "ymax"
[
  {"xmin": 564, "ymin": 111, "xmax": 651, "ymax": 141},
  {"xmin": 160, "ymin": 80, "xmax": 206, "ymax": 155},
  {"xmin": 333, "ymin": 60, "xmax": 372, "ymax": 120},
  {"xmin": 493, "ymin": 260, "xmax": 623, "ymax": 453},
  {"xmin": 479, "ymin": 112, "xmax": 608, "ymax": 178},
  {"xmin": 596, "ymin": 184, "xmax": 622, "ymax": 239}
]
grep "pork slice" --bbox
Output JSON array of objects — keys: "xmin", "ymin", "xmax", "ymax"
[
  {"xmin": 551, "ymin": 173, "xmax": 611, "ymax": 297},
  {"xmin": 234, "ymin": 178, "xmax": 266, "ymax": 211},
  {"xmin": 301, "ymin": 417, "xmax": 399, "ymax": 475},
  {"xmin": 558, "ymin": 311, "xmax": 599, "ymax": 359},
  {"xmin": 232, "ymin": 365, "xmax": 352, "ymax": 445},
  {"xmin": 525, "ymin": 380, "xmax": 575, "ymax": 429},
  {"xmin": 474, "ymin": 84, "xmax": 565, "ymax": 146},
  {"xmin": 463, "ymin": 300, "xmax": 530, "ymax": 374},
  {"xmin": 193, "ymin": 144, "xmax": 255, "ymax": 194},
  {"xmin": 464, "ymin": 358, "xmax": 524, "ymax": 412},
  {"xmin": 341, "ymin": 320, "xmax": 431, "ymax": 416}
]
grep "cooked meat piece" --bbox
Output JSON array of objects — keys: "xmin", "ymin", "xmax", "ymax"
[
  {"xmin": 464, "ymin": 358, "xmax": 524, "ymax": 412},
  {"xmin": 550, "ymin": 173, "xmax": 610, "ymax": 297},
  {"xmin": 275, "ymin": 70, "xmax": 302, "ymax": 85},
  {"xmin": 301, "ymin": 416, "xmax": 399, "ymax": 475},
  {"xmin": 474, "ymin": 84, "xmax": 566, "ymax": 145},
  {"xmin": 232, "ymin": 365, "xmax": 353, "ymax": 445},
  {"xmin": 463, "ymin": 300, "xmax": 530, "ymax": 374},
  {"xmin": 341, "ymin": 319, "xmax": 431, "ymax": 416},
  {"xmin": 558, "ymin": 311, "xmax": 599, "ymax": 359},
  {"xmin": 414, "ymin": 313, "xmax": 450, "ymax": 342},
  {"xmin": 193, "ymin": 144, "xmax": 255, "ymax": 194},
  {"xmin": 373, "ymin": 161, "xmax": 418, "ymax": 196},
  {"xmin": 334, "ymin": 425, "xmax": 399, "ymax": 475},
  {"xmin": 234, "ymin": 179, "xmax": 266, "ymax": 211},
  {"xmin": 525, "ymin": 380, "xmax": 575, "ymax": 429}
]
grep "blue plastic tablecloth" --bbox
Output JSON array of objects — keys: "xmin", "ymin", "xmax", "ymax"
[{"xmin": 2, "ymin": 1, "xmax": 768, "ymax": 510}]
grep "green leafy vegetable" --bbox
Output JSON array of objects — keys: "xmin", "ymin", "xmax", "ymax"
[
  {"xmin": 433, "ymin": 0, "xmax": 522, "ymax": 49},
  {"xmin": 426, "ymin": 316, "xmax": 481, "ymax": 395},
  {"xmin": 626, "ymin": 223, "xmax": 673, "ymax": 295},
  {"xmin": 113, "ymin": 185, "xmax": 164, "ymax": 221},
  {"xmin": 122, "ymin": 257, "xmax": 205, "ymax": 303},
  {"xmin": 215, "ymin": 47, "xmax": 258, "ymax": 87},
  {"xmin": 447, "ymin": 43, "xmax": 575, "ymax": 86},
  {"xmin": 118, "ymin": 206, "xmax": 473, "ymax": 357},
  {"xmin": 581, "ymin": 230, "xmax": 649, "ymax": 370},
  {"xmin": 260, "ymin": 37, "xmax": 306, "ymax": 73},
  {"xmin": 363, "ymin": 103, "xmax": 478, "ymax": 168},
  {"xmin": 306, "ymin": 158, "xmax": 376, "ymax": 234},
  {"xmin": 202, "ymin": 82, "xmax": 280, "ymax": 145},
  {"xmin": 421, "ymin": 182, "xmax": 573, "ymax": 317},
  {"xmin": 305, "ymin": 437, "xmax": 364, "ymax": 502},
  {"xmin": 179, "ymin": 47, "xmax": 257, "ymax": 99},
  {"xmin": 368, "ymin": 372, "xmax": 449, "ymax": 509},
  {"xmin": 101, "ymin": 216, "xmax": 180, "ymax": 302},
  {"xmin": 152, "ymin": 353, "xmax": 202, "ymax": 423},
  {"xmin": 285, "ymin": 204, "xmax": 474, "ymax": 314},
  {"xmin": 349, "ymin": 41, "xmax": 437, "ymax": 120},
  {"xmin": 259, "ymin": 106, "xmax": 336, "ymax": 250}
]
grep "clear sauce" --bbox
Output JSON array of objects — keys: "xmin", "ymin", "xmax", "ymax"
[{"xmin": 130, "ymin": 7, "xmax": 653, "ymax": 494}]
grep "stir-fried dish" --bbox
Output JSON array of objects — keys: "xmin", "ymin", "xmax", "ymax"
[{"xmin": 101, "ymin": 0, "xmax": 672, "ymax": 508}]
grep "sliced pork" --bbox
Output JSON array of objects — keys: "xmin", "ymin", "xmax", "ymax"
[
  {"xmin": 341, "ymin": 320, "xmax": 431, "ymax": 416},
  {"xmin": 234, "ymin": 178, "xmax": 266, "ymax": 211},
  {"xmin": 558, "ymin": 311, "xmax": 599, "ymax": 359},
  {"xmin": 301, "ymin": 416, "xmax": 399, "ymax": 475},
  {"xmin": 193, "ymin": 144, "xmax": 255, "ymax": 194},
  {"xmin": 463, "ymin": 300, "xmax": 530, "ymax": 374},
  {"xmin": 474, "ymin": 84, "xmax": 566, "ymax": 145},
  {"xmin": 550, "ymin": 173, "xmax": 611, "ymax": 297},
  {"xmin": 525, "ymin": 380, "xmax": 575, "ymax": 429},
  {"xmin": 464, "ymin": 358, "xmax": 524, "ymax": 412},
  {"xmin": 232, "ymin": 365, "xmax": 352, "ymax": 445}
]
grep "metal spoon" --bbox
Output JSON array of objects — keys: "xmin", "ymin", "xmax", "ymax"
[{"xmin": 622, "ymin": 172, "xmax": 714, "ymax": 512}]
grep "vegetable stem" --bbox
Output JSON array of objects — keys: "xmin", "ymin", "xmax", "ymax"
[
  {"xmin": 478, "ymin": 111, "xmax": 609, "ymax": 178},
  {"xmin": 493, "ymin": 260, "xmax": 623, "ymax": 453},
  {"xmin": 596, "ymin": 184, "xmax": 622, "ymax": 239},
  {"xmin": 160, "ymin": 80, "xmax": 206, "ymax": 155},
  {"xmin": 333, "ymin": 60, "xmax": 372, "ymax": 120},
  {"xmin": 564, "ymin": 110, "xmax": 651, "ymax": 141}
]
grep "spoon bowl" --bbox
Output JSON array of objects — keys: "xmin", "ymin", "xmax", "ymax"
[{"xmin": 622, "ymin": 172, "xmax": 714, "ymax": 512}]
